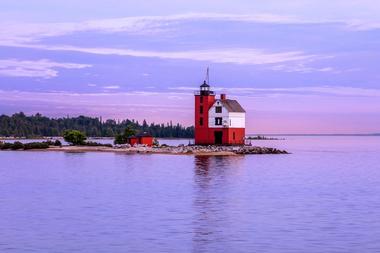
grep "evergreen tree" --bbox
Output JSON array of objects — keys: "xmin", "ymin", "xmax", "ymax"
[{"xmin": 0, "ymin": 112, "xmax": 194, "ymax": 138}]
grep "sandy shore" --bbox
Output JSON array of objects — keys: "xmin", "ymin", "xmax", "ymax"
[{"xmin": 45, "ymin": 146, "xmax": 237, "ymax": 156}]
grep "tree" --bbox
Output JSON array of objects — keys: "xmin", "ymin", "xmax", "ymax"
[
  {"xmin": 0, "ymin": 112, "xmax": 194, "ymax": 138},
  {"xmin": 114, "ymin": 126, "xmax": 136, "ymax": 144},
  {"xmin": 124, "ymin": 126, "xmax": 136, "ymax": 138},
  {"xmin": 114, "ymin": 134, "xmax": 125, "ymax": 145},
  {"xmin": 63, "ymin": 130, "xmax": 86, "ymax": 145}
]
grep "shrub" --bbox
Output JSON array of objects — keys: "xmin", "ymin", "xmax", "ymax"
[
  {"xmin": 63, "ymin": 130, "xmax": 86, "ymax": 145},
  {"xmin": 43, "ymin": 140, "xmax": 54, "ymax": 146},
  {"xmin": 114, "ymin": 126, "xmax": 136, "ymax": 144},
  {"xmin": 84, "ymin": 141, "xmax": 112, "ymax": 147},
  {"xmin": 114, "ymin": 134, "xmax": 126, "ymax": 145},
  {"xmin": 11, "ymin": 141, "xmax": 24, "ymax": 150},
  {"xmin": 54, "ymin": 140, "xmax": 62, "ymax": 146},
  {"xmin": 1, "ymin": 142, "xmax": 13, "ymax": 150},
  {"xmin": 43, "ymin": 140, "xmax": 61, "ymax": 146},
  {"xmin": 24, "ymin": 142, "xmax": 49, "ymax": 150}
]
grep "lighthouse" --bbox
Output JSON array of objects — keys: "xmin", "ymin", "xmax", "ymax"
[{"xmin": 194, "ymin": 72, "xmax": 246, "ymax": 145}]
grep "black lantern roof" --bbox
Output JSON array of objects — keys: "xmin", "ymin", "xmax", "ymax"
[{"xmin": 200, "ymin": 81, "xmax": 210, "ymax": 88}]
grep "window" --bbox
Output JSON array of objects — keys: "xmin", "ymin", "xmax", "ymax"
[
  {"xmin": 200, "ymin": 106, "xmax": 203, "ymax": 114},
  {"xmin": 215, "ymin": 106, "xmax": 222, "ymax": 113},
  {"xmin": 233, "ymin": 132, "xmax": 236, "ymax": 140},
  {"xmin": 200, "ymin": 96, "xmax": 203, "ymax": 103},
  {"xmin": 215, "ymin": 117, "xmax": 222, "ymax": 126},
  {"xmin": 199, "ymin": 117, "xmax": 203, "ymax": 126}
]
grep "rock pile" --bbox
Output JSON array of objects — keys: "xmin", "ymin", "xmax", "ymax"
[
  {"xmin": 233, "ymin": 146, "xmax": 288, "ymax": 154},
  {"xmin": 149, "ymin": 145, "xmax": 288, "ymax": 155}
]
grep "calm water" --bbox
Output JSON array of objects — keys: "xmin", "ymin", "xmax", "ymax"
[{"xmin": 1, "ymin": 137, "xmax": 380, "ymax": 253}]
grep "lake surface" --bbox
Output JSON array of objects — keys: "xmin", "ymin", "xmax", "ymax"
[{"xmin": 1, "ymin": 136, "xmax": 380, "ymax": 253}]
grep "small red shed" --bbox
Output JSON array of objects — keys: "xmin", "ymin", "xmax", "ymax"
[
  {"xmin": 137, "ymin": 133, "xmax": 154, "ymax": 146},
  {"xmin": 127, "ymin": 136, "xmax": 139, "ymax": 146},
  {"xmin": 127, "ymin": 133, "xmax": 154, "ymax": 146}
]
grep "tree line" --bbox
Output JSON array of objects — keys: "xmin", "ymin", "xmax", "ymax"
[{"xmin": 0, "ymin": 112, "xmax": 194, "ymax": 138}]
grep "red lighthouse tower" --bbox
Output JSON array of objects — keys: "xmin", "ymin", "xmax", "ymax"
[
  {"xmin": 194, "ymin": 80, "xmax": 216, "ymax": 145},
  {"xmin": 194, "ymin": 71, "xmax": 246, "ymax": 145}
]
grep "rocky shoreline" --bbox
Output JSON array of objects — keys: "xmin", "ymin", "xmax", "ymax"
[
  {"xmin": 44, "ymin": 144, "xmax": 289, "ymax": 156},
  {"xmin": 1, "ymin": 140, "xmax": 289, "ymax": 155}
]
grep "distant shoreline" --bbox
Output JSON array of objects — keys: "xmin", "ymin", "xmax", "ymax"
[
  {"xmin": 1, "ymin": 135, "xmax": 379, "ymax": 141},
  {"xmin": 248, "ymin": 134, "xmax": 380, "ymax": 137}
]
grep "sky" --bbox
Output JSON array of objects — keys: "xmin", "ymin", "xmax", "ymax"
[{"xmin": 1, "ymin": 0, "xmax": 380, "ymax": 134}]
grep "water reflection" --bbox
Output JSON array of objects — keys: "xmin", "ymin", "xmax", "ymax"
[{"xmin": 192, "ymin": 156, "xmax": 244, "ymax": 252}]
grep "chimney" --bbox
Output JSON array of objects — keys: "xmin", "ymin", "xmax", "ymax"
[{"xmin": 220, "ymin": 94, "xmax": 226, "ymax": 100}]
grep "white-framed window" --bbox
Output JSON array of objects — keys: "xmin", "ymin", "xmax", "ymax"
[
  {"xmin": 215, "ymin": 106, "xmax": 222, "ymax": 113},
  {"xmin": 215, "ymin": 117, "xmax": 222, "ymax": 125}
]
